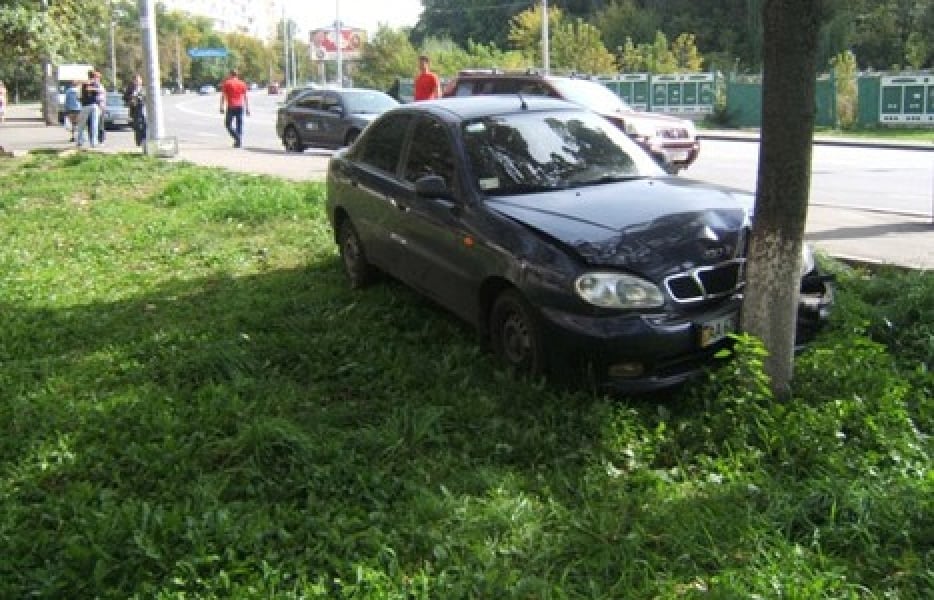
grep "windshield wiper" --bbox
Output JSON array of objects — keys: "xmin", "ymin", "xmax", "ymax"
[
  {"xmin": 573, "ymin": 174, "xmax": 647, "ymax": 186},
  {"xmin": 485, "ymin": 183, "xmax": 565, "ymax": 196}
]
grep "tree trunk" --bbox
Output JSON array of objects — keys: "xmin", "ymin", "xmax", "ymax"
[{"xmin": 742, "ymin": 0, "xmax": 822, "ymax": 398}]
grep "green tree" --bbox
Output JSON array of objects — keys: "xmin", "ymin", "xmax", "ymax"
[
  {"xmin": 671, "ymin": 33, "xmax": 704, "ymax": 71},
  {"xmin": 904, "ymin": 31, "xmax": 927, "ymax": 70},
  {"xmin": 597, "ymin": 0, "xmax": 662, "ymax": 55},
  {"xmin": 550, "ymin": 18, "xmax": 617, "ymax": 74},
  {"xmin": 223, "ymin": 33, "xmax": 271, "ymax": 85},
  {"xmin": 830, "ymin": 49, "xmax": 857, "ymax": 128},
  {"xmin": 355, "ymin": 25, "xmax": 419, "ymax": 90},
  {"xmin": 462, "ymin": 39, "xmax": 528, "ymax": 70},
  {"xmin": 617, "ymin": 36, "xmax": 646, "ymax": 72},
  {"xmin": 646, "ymin": 31, "xmax": 677, "ymax": 73},
  {"xmin": 507, "ymin": 4, "xmax": 563, "ymax": 67},
  {"xmin": 413, "ymin": 0, "xmax": 518, "ymax": 50}
]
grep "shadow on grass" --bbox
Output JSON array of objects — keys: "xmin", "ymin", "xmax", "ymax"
[{"xmin": 0, "ymin": 257, "xmax": 638, "ymax": 595}]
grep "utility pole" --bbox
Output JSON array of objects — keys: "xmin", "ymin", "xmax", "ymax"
[
  {"xmin": 40, "ymin": 0, "xmax": 58, "ymax": 125},
  {"xmin": 542, "ymin": 0, "xmax": 550, "ymax": 74},
  {"xmin": 109, "ymin": 1, "xmax": 118, "ymax": 91},
  {"xmin": 175, "ymin": 34, "xmax": 183, "ymax": 92},
  {"xmin": 335, "ymin": 0, "xmax": 343, "ymax": 87},
  {"xmin": 282, "ymin": 7, "xmax": 290, "ymax": 89},
  {"xmin": 139, "ymin": 0, "xmax": 169, "ymax": 150}
]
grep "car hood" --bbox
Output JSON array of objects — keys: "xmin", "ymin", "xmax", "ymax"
[
  {"xmin": 615, "ymin": 109, "xmax": 690, "ymax": 127},
  {"xmin": 349, "ymin": 112, "xmax": 382, "ymax": 123},
  {"xmin": 486, "ymin": 177, "xmax": 752, "ymax": 276}
]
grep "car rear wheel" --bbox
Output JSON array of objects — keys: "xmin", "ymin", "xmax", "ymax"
[
  {"xmin": 283, "ymin": 126, "xmax": 305, "ymax": 152},
  {"xmin": 490, "ymin": 290, "xmax": 545, "ymax": 377},
  {"xmin": 337, "ymin": 218, "xmax": 375, "ymax": 289}
]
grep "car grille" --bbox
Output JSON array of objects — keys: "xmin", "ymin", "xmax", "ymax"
[
  {"xmin": 658, "ymin": 127, "xmax": 691, "ymax": 140},
  {"xmin": 664, "ymin": 258, "xmax": 745, "ymax": 304}
]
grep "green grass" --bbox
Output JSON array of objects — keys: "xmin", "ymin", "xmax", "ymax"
[
  {"xmin": 811, "ymin": 126, "xmax": 934, "ymax": 143},
  {"xmin": 1, "ymin": 152, "xmax": 931, "ymax": 599},
  {"xmin": 698, "ymin": 119, "xmax": 934, "ymax": 143}
]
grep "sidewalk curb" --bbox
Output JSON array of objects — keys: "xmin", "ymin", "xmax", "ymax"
[{"xmin": 699, "ymin": 131, "xmax": 934, "ymax": 152}]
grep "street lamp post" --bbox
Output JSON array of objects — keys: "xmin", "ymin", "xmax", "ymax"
[
  {"xmin": 542, "ymin": 0, "xmax": 549, "ymax": 74},
  {"xmin": 139, "ymin": 0, "xmax": 166, "ymax": 144},
  {"xmin": 335, "ymin": 0, "xmax": 342, "ymax": 87},
  {"xmin": 109, "ymin": 1, "xmax": 118, "ymax": 90}
]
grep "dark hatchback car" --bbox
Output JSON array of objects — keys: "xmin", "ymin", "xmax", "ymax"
[
  {"xmin": 276, "ymin": 87, "xmax": 398, "ymax": 152},
  {"xmin": 325, "ymin": 97, "xmax": 833, "ymax": 392}
]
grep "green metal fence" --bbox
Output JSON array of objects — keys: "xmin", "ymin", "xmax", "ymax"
[{"xmin": 400, "ymin": 70, "xmax": 933, "ymax": 128}]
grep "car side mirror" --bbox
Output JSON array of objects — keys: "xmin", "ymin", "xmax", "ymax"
[{"xmin": 414, "ymin": 174, "xmax": 452, "ymax": 199}]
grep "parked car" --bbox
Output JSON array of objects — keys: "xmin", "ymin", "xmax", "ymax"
[
  {"xmin": 276, "ymin": 87, "xmax": 398, "ymax": 151},
  {"xmin": 444, "ymin": 70, "xmax": 700, "ymax": 173},
  {"xmin": 102, "ymin": 92, "xmax": 131, "ymax": 130},
  {"xmin": 198, "ymin": 84, "xmax": 216, "ymax": 95},
  {"xmin": 325, "ymin": 96, "xmax": 833, "ymax": 392}
]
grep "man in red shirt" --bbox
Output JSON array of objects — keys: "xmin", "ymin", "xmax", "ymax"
[
  {"xmin": 413, "ymin": 55, "xmax": 441, "ymax": 101},
  {"xmin": 220, "ymin": 69, "xmax": 251, "ymax": 147}
]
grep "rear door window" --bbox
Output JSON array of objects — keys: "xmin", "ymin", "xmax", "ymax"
[
  {"xmin": 403, "ymin": 117, "xmax": 455, "ymax": 187},
  {"xmin": 356, "ymin": 113, "xmax": 413, "ymax": 175},
  {"xmin": 295, "ymin": 93, "xmax": 323, "ymax": 110}
]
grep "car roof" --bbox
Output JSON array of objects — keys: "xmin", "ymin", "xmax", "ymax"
[
  {"xmin": 392, "ymin": 95, "xmax": 580, "ymax": 121},
  {"xmin": 298, "ymin": 87, "xmax": 388, "ymax": 95}
]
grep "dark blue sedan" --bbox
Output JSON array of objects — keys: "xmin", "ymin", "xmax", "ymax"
[{"xmin": 325, "ymin": 97, "xmax": 833, "ymax": 392}]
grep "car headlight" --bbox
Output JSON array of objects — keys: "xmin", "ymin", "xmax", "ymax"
[
  {"xmin": 624, "ymin": 121, "xmax": 651, "ymax": 139},
  {"xmin": 575, "ymin": 272, "xmax": 665, "ymax": 309},
  {"xmin": 800, "ymin": 243, "xmax": 815, "ymax": 276}
]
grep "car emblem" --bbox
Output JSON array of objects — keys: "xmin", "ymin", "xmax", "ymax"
[{"xmin": 703, "ymin": 246, "xmax": 727, "ymax": 260}]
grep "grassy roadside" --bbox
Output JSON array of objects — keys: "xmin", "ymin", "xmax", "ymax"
[
  {"xmin": 1, "ymin": 152, "xmax": 930, "ymax": 599},
  {"xmin": 697, "ymin": 117, "xmax": 934, "ymax": 143}
]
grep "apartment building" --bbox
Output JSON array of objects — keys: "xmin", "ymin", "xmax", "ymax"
[{"xmin": 159, "ymin": 0, "xmax": 281, "ymax": 40}]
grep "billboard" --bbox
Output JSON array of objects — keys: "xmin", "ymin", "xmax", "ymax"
[{"xmin": 310, "ymin": 27, "xmax": 367, "ymax": 61}]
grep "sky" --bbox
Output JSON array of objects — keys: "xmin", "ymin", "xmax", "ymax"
[{"xmin": 286, "ymin": 0, "xmax": 424, "ymax": 36}]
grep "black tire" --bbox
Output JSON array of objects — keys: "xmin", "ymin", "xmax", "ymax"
[
  {"xmin": 337, "ymin": 218, "xmax": 375, "ymax": 289},
  {"xmin": 344, "ymin": 129, "xmax": 360, "ymax": 147},
  {"xmin": 490, "ymin": 289, "xmax": 546, "ymax": 376},
  {"xmin": 283, "ymin": 126, "xmax": 304, "ymax": 153}
]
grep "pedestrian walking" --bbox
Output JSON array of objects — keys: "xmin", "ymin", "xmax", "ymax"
[
  {"xmin": 219, "ymin": 69, "xmax": 250, "ymax": 148},
  {"xmin": 76, "ymin": 70, "xmax": 104, "ymax": 148},
  {"xmin": 413, "ymin": 55, "xmax": 441, "ymax": 101},
  {"xmin": 63, "ymin": 80, "xmax": 82, "ymax": 141},
  {"xmin": 123, "ymin": 73, "xmax": 146, "ymax": 147}
]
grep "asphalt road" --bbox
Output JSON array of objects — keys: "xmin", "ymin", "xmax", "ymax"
[
  {"xmin": 1, "ymin": 96, "xmax": 931, "ymax": 268},
  {"xmin": 688, "ymin": 139, "xmax": 933, "ymax": 217}
]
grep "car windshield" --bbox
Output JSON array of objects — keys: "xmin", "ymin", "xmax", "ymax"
[
  {"xmin": 342, "ymin": 91, "xmax": 398, "ymax": 114},
  {"xmin": 548, "ymin": 78, "xmax": 632, "ymax": 114},
  {"xmin": 106, "ymin": 93, "xmax": 124, "ymax": 107},
  {"xmin": 463, "ymin": 109, "xmax": 664, "ymax": 195}
]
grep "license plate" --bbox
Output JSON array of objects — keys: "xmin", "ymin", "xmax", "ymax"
[
  {"xmin": 669, "ymin": 150, "xmax": 689, "ymax": 162},
  {"xmin": 699, "ymin": 313, "xmax": 737, "ymax": 347}
]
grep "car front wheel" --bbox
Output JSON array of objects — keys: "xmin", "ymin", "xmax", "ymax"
[
  {"xmin": 337, "ymin": 218, "xmax": 375, "ymax": 289},
  {"xmin": 283, "ymin": 126, "xmax": 304, "ymax": 152},
  {"xmin": 490, "ymin": 290, "xmax": 545, "ymax": 377}
]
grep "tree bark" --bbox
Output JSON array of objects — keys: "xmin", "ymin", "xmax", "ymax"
[{"xmin": 742, "ymin": 0, "xmax": 823, "ymax": 398}]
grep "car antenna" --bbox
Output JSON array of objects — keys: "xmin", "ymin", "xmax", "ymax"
[{"xmin": 517, "ymin": 92, "xmax": 528, "ymax": 110}]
